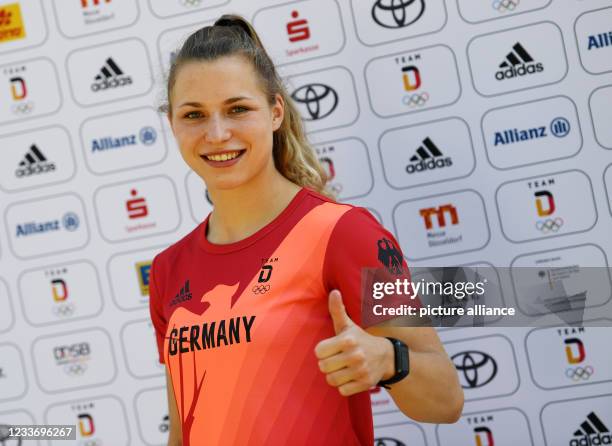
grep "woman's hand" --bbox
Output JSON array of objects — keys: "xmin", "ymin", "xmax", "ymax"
[{"xmin": 314, "ymin": 289, "xmax": 395, "ymax": 396}]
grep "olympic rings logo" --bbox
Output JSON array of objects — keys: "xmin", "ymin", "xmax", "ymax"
[
  {"xmin": 179, "ymin": 0, "xmax": 202, "ymax": 6},
  {"xmin": 11, "ymin": 101, "xmax": 34, "ymax": 114},
  {"xmin": 566, "ymin": 365, "xmax": 594, "ymax": 381},
  {"xmin": 492, "ymin": 0, "xmax": 519, "ymax": 12},
  {"xmin": 52, "ymin": 303, "xmax": 76, "ymax": 318},
  {"xmin": 536, "ymin": 218, "xmax": 564, "ymax": 233},
  {"xmin": 63, "ymin": 362, "xmax": 88, "ymax": 376},
  {"xmin": 402, "ymin": 92, "xmax": 429, "ymax": 107},
  {"xmin": 252, "ymin": 284, "xmax": 270, "ymax": 295}
]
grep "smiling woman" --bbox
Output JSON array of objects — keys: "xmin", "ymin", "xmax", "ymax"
[{"xmin": 149, "ymin": 14, "xmax": 463, "ymax": 446}]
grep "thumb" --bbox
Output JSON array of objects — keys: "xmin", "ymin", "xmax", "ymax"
[{"xmin": 328, "ymin": 289, "xmax": 353, "ymax": 334}]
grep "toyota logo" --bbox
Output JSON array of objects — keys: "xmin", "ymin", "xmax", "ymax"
[
  {"xmin": 451, "ymin": 350, "xmax": 498, "ymax": 388},
  {"xmin": 371, "ymin": 0, "xmax": 425, "ymax": 29},
  {"xmin": 291, "ymin": 83, "xmax": 338, "ymax": 121}
]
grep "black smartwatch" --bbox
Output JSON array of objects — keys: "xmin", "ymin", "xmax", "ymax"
[{"xmin": 377, "ymin": 337, "xmax": 409, "ymax": 390}]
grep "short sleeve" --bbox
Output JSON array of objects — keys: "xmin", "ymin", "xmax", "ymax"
[
  {"xmin": 322, "ymin": 207, "xmax": 420, "ymax": 328},
  {"xmin": 148, "ymin": 257, "xmax": 167, "ymax": 364}
]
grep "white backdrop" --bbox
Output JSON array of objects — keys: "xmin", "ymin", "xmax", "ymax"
[{"xmin": 1, "ymin": 0, "xmax": 612, "ymax": 445}]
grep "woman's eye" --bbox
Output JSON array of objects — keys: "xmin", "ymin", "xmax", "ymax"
[
  {"xmin": 230, "ymin": 106, "xmax": 248, "ymax": 114},
  {"xmin": 184, "ymin": 111, "xmax": 201, "ymax": 119}
]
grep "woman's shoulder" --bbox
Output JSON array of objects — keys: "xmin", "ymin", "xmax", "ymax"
[{"xmin": 152, "ymin": 220, "xmax": 206, "ymax": 270}]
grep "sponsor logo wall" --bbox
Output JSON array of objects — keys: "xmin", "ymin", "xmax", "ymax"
[{"xmin": 0, "ymin": 1, "xmax": 611, "ymax": 445}]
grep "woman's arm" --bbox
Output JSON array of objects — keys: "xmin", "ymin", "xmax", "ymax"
[
  {"xmin": 316, "ymin": 290, "xmax": 463, "ymax": 424},
  {"xmin": 165, "ymin": 368, "xmax": 183, "ymax": 446},
  {"xmin": 365, "ymin": 324, "xmax": 464, "ymax": 423}
]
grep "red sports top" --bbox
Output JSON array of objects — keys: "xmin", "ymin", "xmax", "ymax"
[{"xmin": 149, "ymin": 188, "xmax": 411, "ymax": 446}]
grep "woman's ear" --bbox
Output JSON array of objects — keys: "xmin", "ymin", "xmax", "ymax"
[{"xmin": 271, "ymin": 93, "xmax": 285, "ymax": 131}]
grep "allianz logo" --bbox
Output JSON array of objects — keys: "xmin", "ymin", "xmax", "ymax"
[
  {"xmin": 91, "ymin": 126, "xmax": 157, "ymax": 152},
  {"xmin": 16, "ymin": 212, "xmax": 80, "ymax": 237},
  {"xmin": 494, "ymin": 117, "xmax": 570, "ymax": 146}
]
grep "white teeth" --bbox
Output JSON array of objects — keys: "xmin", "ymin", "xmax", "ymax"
[{"xmin": 205, "ymin": 151, "xmax": 241, "ymax": 162}]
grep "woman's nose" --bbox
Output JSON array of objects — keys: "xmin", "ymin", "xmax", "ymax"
[{"xmin": 204, "ymin": 115, "xmax": 231, "ymax": 143}]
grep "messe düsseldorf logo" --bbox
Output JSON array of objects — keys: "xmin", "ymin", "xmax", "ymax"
[
  {"xmin": 406, "ymin": 137, "xmax": 452, "ymax": 174},
  {"xmin": 587, "ymin": 31, "xmax": 612, "ymax": 51},
  {"xmin": 15, "ymin": 212, "xmax": 79, "ymax": 237},
  {"xmin": 396, "ymin": 54, "xmax": 429, "ymax": 107},
  {"xmin": 91, "ymin": 57, "xmax": 132, "ymax": 92},
  {"xmin": 0, "ymin": 2, "xmax": 26, "ymax": 44},
  {"xmin": 564, "ymin": 336, "xmax": 594, "ymax": 382},
  {"xmin": 420, "ymin": 204, "xmax": 459, "ymax": 230},
  {"xmin": 493, "ymin": 117, "xmax": 570, "ymax": 146},
  {"xmin": 495, "ymin": 42, "xmax": 543, "ymax": 81},
  {"xmin": 91, "ymin": 126, "xmax": 157, "ymax": 152},
  {"xmin": 451, "ymin": 351, "xmax": 498, "ymax": 389},
  {"xmin": 474, "ymin": 426, "xmax": 495, "ymax": 446},
  {"xmin": 492, "ymin": 0, "xmax": 520, "ymax": 13},
  {"xmin": 80, "ymin": 0, "xmax": 114, "ymax": 25},
  {"xmin": 291, "ymin": 83, "xmax": 338, "ymax": 121},
  {"xmin": 570, "ymin": 412, "xmax": 611, "ymax": 446},
  {"xmin": 53, "ymin": 342, "xmax": 91, "ymax": 376},
  {"xmin": 15, "ymin": 144, "xmax": 56, "ymax": 178},
  {"xmin": 419, "ymin": 204, "xmax": 462, "ymax": 248},
  {"xmin": 371, "ymin": 0, "xmax": 425, "ymax": 29}
]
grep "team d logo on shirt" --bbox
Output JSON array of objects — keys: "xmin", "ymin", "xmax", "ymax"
[{"xmin": 377, "ymin": 237, "xmax": 403, "ymax": 275}]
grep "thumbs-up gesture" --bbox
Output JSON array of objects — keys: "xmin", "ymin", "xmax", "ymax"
[{"xmin": 314, "ymin": 289, "xmax": 395, "ymax": 397}]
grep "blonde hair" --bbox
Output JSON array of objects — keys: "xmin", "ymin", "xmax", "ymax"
[{"xmin": 164, "ymin": 14, "xmax": 335, "ymax": 199}]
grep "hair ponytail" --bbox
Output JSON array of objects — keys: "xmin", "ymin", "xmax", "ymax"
[{"xmin": 164, "ymin": 14, "xmax": 335, "ymax": 199}]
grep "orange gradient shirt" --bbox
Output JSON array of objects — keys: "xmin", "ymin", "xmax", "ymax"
[{"xmin": 149, "ymin": 188, "xmax": 412, "ymax": 446}]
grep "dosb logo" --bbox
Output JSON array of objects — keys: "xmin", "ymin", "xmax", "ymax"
[
  {"xmin": 564, "ymin": 337, "xmax": 594, "ymax": 382},
  {"xmin": 529, "ymin": 178, "xmax": 564, "ymax": 234},
  {"xmin": 53, "ymin": 342, "xmax": 91, "ymax": 376},
  {"xmin": 371, "ymin": 0, "xmax": 425, "ymax": 29},
  {"xmin": 6, "ymin": 66, "xmax": 35, "ymax": 115},
  {"xmin": 405, "ymin": 137, "xmax": 452, "ymax": 174},
  {"xmin": 474, "ymin": 426, "xmax": 495, "ymax": 446},
  {"xmin": 495, "ymin": 42, "xmax": 543, "ymax": 81},
  {"xmin": 396, "ymin": 54, "xmax": 429, "ymax": 107},
  {"xmin": 78, "ymin": 412, "xmax": 95, "ymax": 437},
  {"xmin": 91, "ymin": 57, "xmax": 132, "ymax": 92}
]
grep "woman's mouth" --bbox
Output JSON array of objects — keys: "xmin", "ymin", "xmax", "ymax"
[{"xmin": 201, "ymin": 149, "xmax": 246, "ymax": 167}]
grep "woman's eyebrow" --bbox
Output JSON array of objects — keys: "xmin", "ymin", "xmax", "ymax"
[{"xmin": 177, "ymin": 96, "xmax": 254, "ymax": 108}]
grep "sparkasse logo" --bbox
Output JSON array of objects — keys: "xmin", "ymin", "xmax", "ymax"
[{"xmin": 495, "ymin": 42, "xmax": 543, "ymax": 81}]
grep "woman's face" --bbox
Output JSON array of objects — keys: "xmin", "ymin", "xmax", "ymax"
[{"xmin": 168, "ymin": 55, "xmax": 284, "ymax": 191}]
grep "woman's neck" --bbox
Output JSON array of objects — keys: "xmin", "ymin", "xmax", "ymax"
[{"xmin": 206, "ymin": 170, "xmax": 302, "ymax": 245}]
